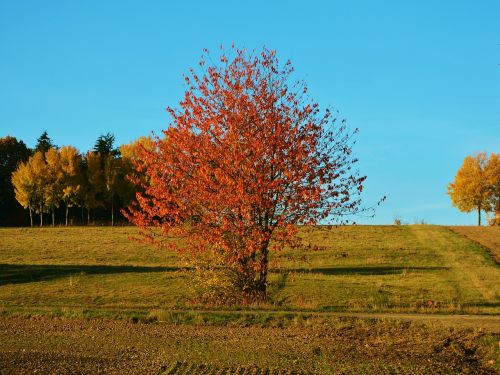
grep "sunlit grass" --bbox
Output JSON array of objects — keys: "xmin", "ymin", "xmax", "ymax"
[{"xmin": 0, "ymin": 225, "xmax": 498, "ymax": 315}]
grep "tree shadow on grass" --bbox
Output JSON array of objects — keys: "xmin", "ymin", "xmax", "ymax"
[
  {"xmin": 285, "ymin": 266, "xmax": 450, "ymax": 276},
  {"xmin": 0, "ymin": 263, "xmax": 183, "ymax": 286}
]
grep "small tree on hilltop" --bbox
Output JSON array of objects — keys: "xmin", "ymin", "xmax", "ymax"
[
  {"xmin": 448, "ymin": 152, "xmax": 498, "ymax": 226},
  {"xmin": 126, "ymin": 47, "xmax": 376, "ymax": 302}
]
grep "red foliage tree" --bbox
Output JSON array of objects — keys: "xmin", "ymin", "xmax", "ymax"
[{"xmin": 126, "ymin": 47, "xmax": 371, "ymax": 300}]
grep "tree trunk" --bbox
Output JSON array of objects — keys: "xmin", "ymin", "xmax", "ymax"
[
  {"xmin": 478, "ymin": 207, "xmax": 481, "ymax": 226},
  {"xmin": 256, "ymin": 246, "xmax": 269, "ymax": 300},
  {"xmin": 28, "ymin": 204, "xmax": 33, "ymax": 228},
  {"xmin": 52, "ymin": 209, "xmax": 55, "ymax": 227},
  {"xmin": 111, "ymin": 195, "xmax": 114, "ymax": 227},
  {"xmin": 65, "ymin": 205, "xmax": 69, "ymax": 226},
  {"xmin": 39, "ymin": 202, "xmax": 43, "ymax": 227},
  {"xmin": 87, "ymin": 209, "xmax": 90, "ymax": 225}
]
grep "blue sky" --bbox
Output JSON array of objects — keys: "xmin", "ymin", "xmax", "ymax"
[{"xmin": 1, "ymin": 0, "xmax": 499, "ymax": 225}]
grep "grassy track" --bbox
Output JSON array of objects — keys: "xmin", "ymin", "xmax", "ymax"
[{"xmin": 0, "ymin": 225, "xmax": 498, "ymax": 316}]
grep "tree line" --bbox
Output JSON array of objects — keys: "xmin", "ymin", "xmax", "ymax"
[{"xmin": 1, "ymin": 131, "xmax": 148, "ymax": 227}]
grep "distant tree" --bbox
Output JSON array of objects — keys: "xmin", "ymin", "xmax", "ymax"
[
  {"xmin": 11, "ymin": 159, "xmax": 36, "ymax": 227},
  {"xmin": 35, "ymin": 131, "xmax": 56, "ymax": 154},
  {"xmin": 119, "ymin": 136, "xmax": 154, "ymax": 203},
  {"xmin": 92, "ymin": 133, "xmax": 124, "ymax": 224},
  {"xmin": 126, "ymin": 47, "xmax": 371, "ymax": 302},
  {"xmin": 486, "ymin": 153, "xmax": 500, "ymax": 225},
  {"xmin": 82, "ymin": 151, "xmax": 104, "ymax": 224},
  {"xmin": 448, "ymin": 152, "xmax": 493, "ymax": 225},
  {"xmin": 45, "ymin": 148, "xmax": 64, "ymax": 226},
  {"xmin": 12, "ymin": 151, "xmax": 48, "ymax": 226},
  {"xmin": 93, "ymin": 133, "xmax": 120, "ymax": 158},
  {"xmin": 103, "ymin": 154, "xmax": 120, "ymax": 226},
  {"xmin": 60, "ymin": 146, "xmax": 82, "ymax": 226},
  {"xmin": 0, "ymin": 136, "xmax": 31, "ymax": 225}
]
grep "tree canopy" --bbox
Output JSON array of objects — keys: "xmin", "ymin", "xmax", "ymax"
[
  {"xmin": 125, "ymin": 47, "xmax": 373, "ymax": 301},
  {"xmin": 448, "ymin": 152, "xmax": 499, "ymax": 225},
  {"xmin": 8, "ymin": 133, "xmax": 139, "ymax": 227}
]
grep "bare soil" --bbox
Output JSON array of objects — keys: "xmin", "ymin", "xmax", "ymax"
[{"xmin": 0, "ymin": 316, "xmax": 497, "ymax": 374}]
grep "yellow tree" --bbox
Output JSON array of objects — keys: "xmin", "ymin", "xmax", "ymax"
[
  {"xmin": 30, "ymin": 152, "xmax": 48, "ymax": 226},
  {"xmin": 486, "ymin": 153, "xmax": 500, "ymax": 225},
  {"xmin": 83, "ymin": 151, "xmax": 104, "ymax": 224},
  {"xmin": 60, "ymin": 146, "xmax": 82, "ymax": 226},
  {"xmin": 448, "ymin": 152, "xmax": 491, "ymax": 225},
  {"xmin": 12, "ymin": 151, "xmax": 48, "ymax": 226},
  {"xmin": 119, "ymin": 136, "xmax": 154, "ymax": 204},
  {"xmin": 11, "ymin": 160, "xmax": 36, "ymax": 227},
  {"xmin": 45, "ymin": 148, "xmax": 64, "ymax": 226},
  {"xmin": 103, "ymin": 154, "xmax": 119, "ymax": 226}
]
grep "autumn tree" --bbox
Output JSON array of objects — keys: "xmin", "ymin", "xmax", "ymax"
[
  {"xmin": 11, "ymin": 159, "xmax": 37, "ymax": 227},
  {"xmin": 103, "ymin": 154, "xmax": 120, "ymax": 226},
  {"xmin": 486, "ymin": 153, "xmax": 500, "ymax": 225},
  {"xmin": 448, "ymin": 152, "xmax": 495, "ymax": 225},
  {"xmin": 45, "ymin": 148, "xmax": 64, "ymax": 226},
  {"xmin": 126, "ymin": 47, "xmax": 372, "ymax": 301},
  {"xmin": 0, "ymin": 136, "xmax": 31, "ymax": 226},
  {"xmin": 82, "ymin": 151, "xmax": 104, "ymax": 224},
  {"xmin": 119, "ymin": 136, "xmax": 154, "ymax": 203},
  {"xmin": 60, "ymin": 146, "xmax": 82, "ymax": 226},
  {"xmin": 12, "ymin": 151, "xmax": 48, "ymax": 226}
]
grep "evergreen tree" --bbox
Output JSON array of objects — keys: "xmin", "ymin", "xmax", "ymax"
[
  {"xmin": 93, "ymin": 133, "xmax": 119, "ymax": 157},
  {"xmin": 35, "ymin": 131, "xmax": 57, "ymax": 153}
]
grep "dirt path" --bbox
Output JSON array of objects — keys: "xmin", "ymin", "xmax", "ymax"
[{"xmin": 146, "ymin": 309, "xmax": 500, "ymax": 332}]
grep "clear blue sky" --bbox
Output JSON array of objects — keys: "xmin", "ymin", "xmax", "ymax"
[{"xmin": 1, "ymin": 1, "xmax": 499, "ymax": 225}]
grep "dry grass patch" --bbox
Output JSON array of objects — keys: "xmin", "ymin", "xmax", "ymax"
[{"xmin": 449, "ymin": 226, "xmax": 500, "ymax": 264}]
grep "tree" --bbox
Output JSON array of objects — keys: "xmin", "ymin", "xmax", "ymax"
[
  {"xmin": 448, "ymin": 152, "xmax": 492, "ymax": 225},
  {"xmin": 119, "ymin": 136, "xmax": 154, "ymax": 204},
  {"xmin": 93, "ymin": 133, "xmax": 122, "ymax": 224},
  {"xmin": 35, "ymin": 131, "xmax": 56, "ymax": 154},
  {"xmin": 486, "ymin": 153, "xmax": 500, "ymax": 225},
  {"xmin": 126, "ymin": 47, "xmax": 371, "ymax": 301},
  {"xmin": 0, "ymin": 136, "xmax": 31, "ymax": 225},
  {"xmin": 11, "ymin": 159, "xmax": 36, "ymax": 227},
  {"xmin": 93, "ymin": 133, "xmax": 119, "ymax": 157},
  {"xmin": 45, "ymin": 148, "xmax": 64, "ymax": 226},
  {"xmin": 103, "ymin": 154, "xmax": 119, "ymax": 226},
  {"xmin": 12, "ymin": 151, "xmax": 48, "ymax": 226},
  {"xmin": 82, "ymin": 151, "xmax": 104, "ymax": 224},
  {"xmin": 60, "ymin": 146, "xmax": 82, "ymax": 226}
]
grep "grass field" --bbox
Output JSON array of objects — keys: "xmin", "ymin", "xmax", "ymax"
[
  {"xmin": 0, "ymin": 225, "xmax": 499, "ymax": 373},
  {"xmin": 0, "ymin": 225, "xmax": 498, "ymax": 316}
]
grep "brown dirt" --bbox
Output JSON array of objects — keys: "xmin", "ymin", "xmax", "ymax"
[{"xmin": 0, "ymin": 316, "xmax": 497, "ymax": 374}]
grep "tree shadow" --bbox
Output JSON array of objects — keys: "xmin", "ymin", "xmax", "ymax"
[
  {"xmin": 284, "ymin": 266, "xmax": 450, "ymax": 276},
  {"xmin": 0, "ymin": 263, "xmax": 182, "ymax": 286}
]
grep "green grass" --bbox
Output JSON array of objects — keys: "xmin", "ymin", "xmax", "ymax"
[{"xmin": 0, "ymin": 225, "xmax": 499, "ymax": 316}]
